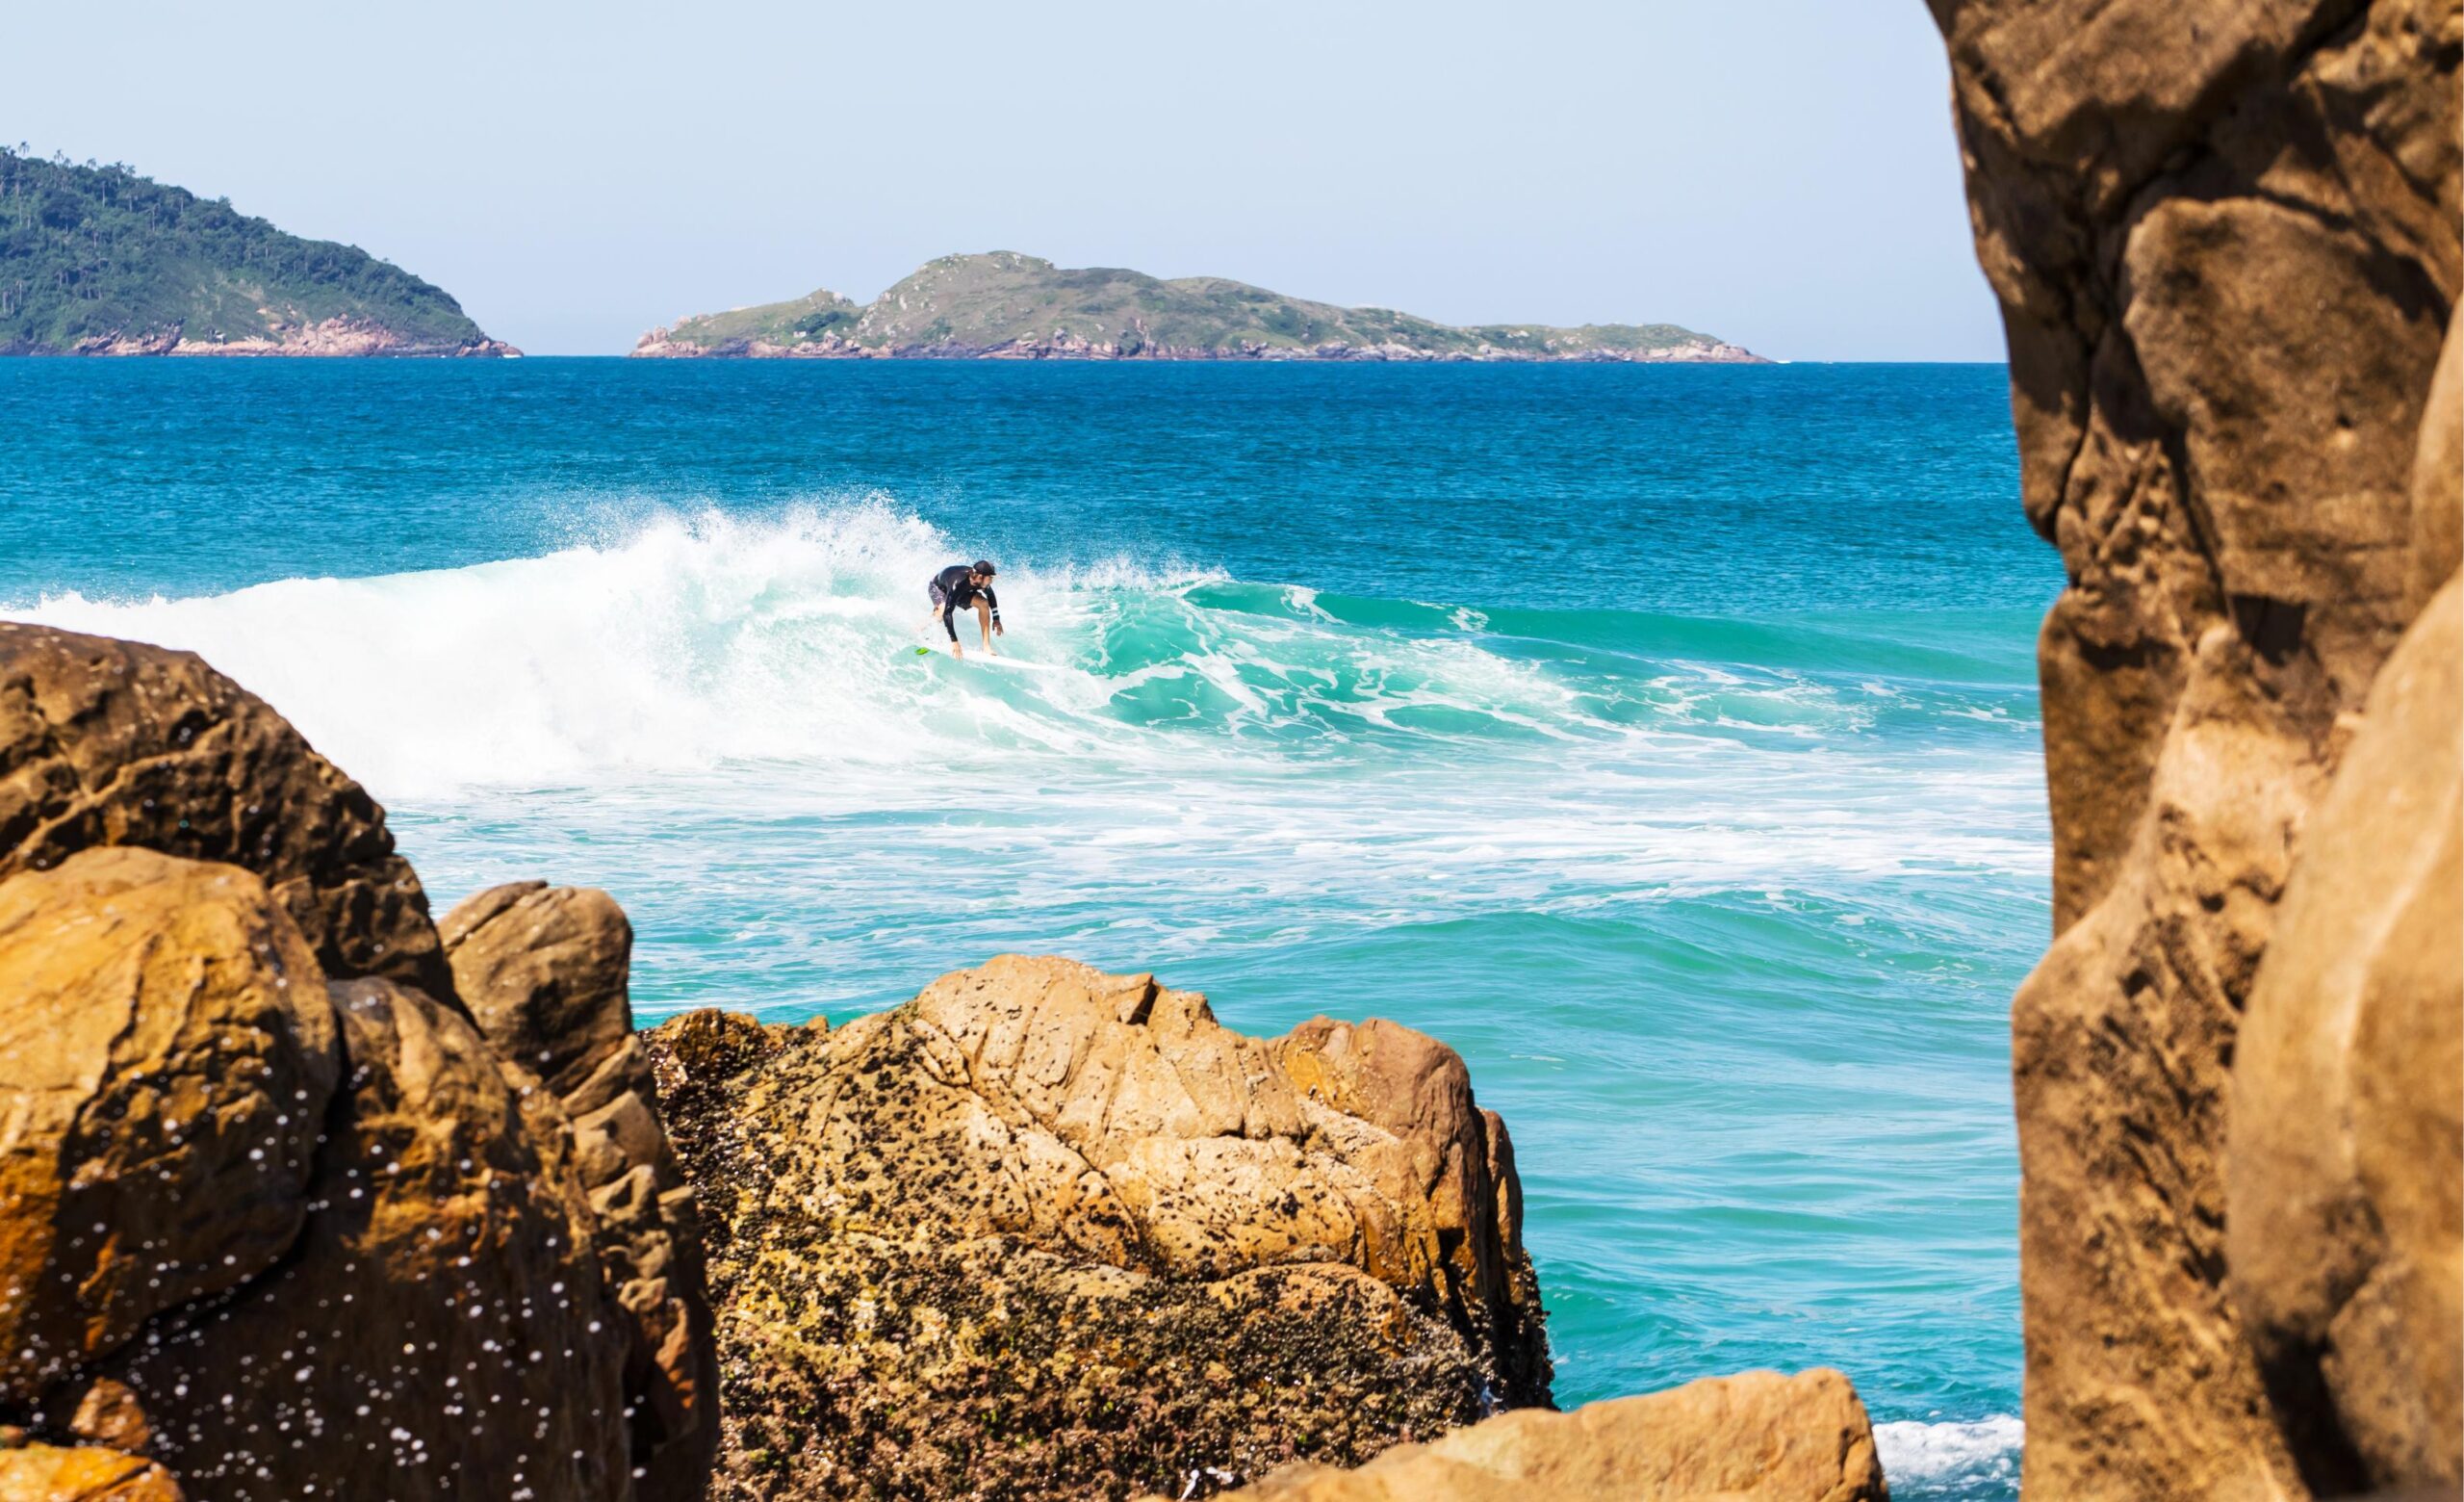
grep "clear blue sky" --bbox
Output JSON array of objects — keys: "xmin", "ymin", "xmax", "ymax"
[{"xmin": 11, "ymin": 2, "xmax": 1999, "ymax": 360}]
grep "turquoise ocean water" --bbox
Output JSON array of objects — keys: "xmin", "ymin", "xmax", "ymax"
[{"xmin": 4, "ymin": 359, "xmax": 2051, "ymax": 1498}]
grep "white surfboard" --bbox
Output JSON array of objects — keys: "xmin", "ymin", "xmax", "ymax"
[{"xmin": 908, "ymin": 645, "xmax": 1059, "ymax": 672}]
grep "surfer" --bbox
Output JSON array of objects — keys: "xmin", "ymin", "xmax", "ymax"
[{"xmin": 926, "ymin": 559, "xmax": 1004, "ymax": 657}]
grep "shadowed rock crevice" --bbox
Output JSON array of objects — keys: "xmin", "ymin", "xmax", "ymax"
[{"xmin": 444, "ymin": 880, "xmax": 722, "ymax": 1502}]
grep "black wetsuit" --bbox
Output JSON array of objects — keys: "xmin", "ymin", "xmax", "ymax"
[{"xmin": 929, "ymin": 564, "xmax": 1001, "ymax": 641}]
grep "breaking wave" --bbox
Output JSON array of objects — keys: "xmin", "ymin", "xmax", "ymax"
[
  {"xmin": 17, "ymin": 500, "xmax": 2039, "ymax": 809},
  {"xmin": 1875, "ymin": 1413, "xmax": 2022, "ymax": 1497}
]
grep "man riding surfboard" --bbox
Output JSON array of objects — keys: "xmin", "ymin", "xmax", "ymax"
[{"xmin": 926, "ymin": 559, "xmax": 1003, "ymax": 657}]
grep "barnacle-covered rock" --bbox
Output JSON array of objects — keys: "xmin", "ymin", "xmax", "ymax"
[
  {"xmin": 0, "ymin": 629, "xmax": 697, "ymax": 1500},
  {"xmin": 99, "ymin": 976, "xmax": 633, "ymax": 1501},
  {"xmin": 645, "ymin": 954, "xmax": 1548, "ymax": 1499}
]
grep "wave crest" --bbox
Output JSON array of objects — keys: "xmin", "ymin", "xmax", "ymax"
[{"xmin": 13, "ymin": 501, "xmax": 2036, "ymax": 803}]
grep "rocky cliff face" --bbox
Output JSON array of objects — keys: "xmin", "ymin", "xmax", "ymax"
[
  {"xmin": 0, "ymin": 625, "xmax": 715, "ymax": 1500},
  {"xmin": 642, "ymin": 956, "xmax": 1553, "ymax": 1500},
  {"xmin": 1931, "ymin": 0, "xmax": 2461, "ymax": 1494}
]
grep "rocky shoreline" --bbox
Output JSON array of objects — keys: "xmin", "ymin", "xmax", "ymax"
[
  {"xmin": 639, "ymin": 960, "xmax": 1553, "ymax": 1497},
  {"xmin": 0, "ymin": 622, "xmax": 1886, "ymax": 1500},
  {"xmin": 629, "ymin": 326, "xmax": 1763, "ymax": 364},
  {"xmin": 0, "ymin": 3, "xmax": 2455, "ymax": 1498},
  {"xmin": 3, "ymin": 317, "xmax": 519, "ymax": 357}
]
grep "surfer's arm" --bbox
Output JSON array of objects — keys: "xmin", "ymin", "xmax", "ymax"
[{"xmin": 986, "ymin": 585, "xmax": 1003, "ymax": 637}]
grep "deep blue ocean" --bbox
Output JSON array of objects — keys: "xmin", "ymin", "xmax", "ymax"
[{"xmin": 3, "ymin": 358, "xmax": 2052, "ymax": 1498}]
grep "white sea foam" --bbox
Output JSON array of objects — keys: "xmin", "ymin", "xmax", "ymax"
[
  {"xmin": 1874, "ymin": 1414, "xmax": 2022, "ymax": 1494},
  {"xmin": 24, "ymin": 501, "xmax": 1133, "ymax": 793},
  {"xmin": 14, "ymin": 502, "xmax": 2049, "ymax": 898}
]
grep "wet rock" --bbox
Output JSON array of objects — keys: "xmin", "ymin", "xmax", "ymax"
[
  {"xmin": 643, "ymin": 955, "xmax": 1549, "ymax": 1499},
  {"xmin": 0, "ymin": 629, "xmax": 691, "ymax": 1500},
  {"xmin": 0, "ymin": 624, "xmax": 451, "ymax": 997},
  {"xmin": 99, "ymin": 976, "xmax": 633, "ymax": 1501},
  {"xmin": 1220, "ymin": 1368, "xmax": 1886, "ymax": 1502},
  {"xmin": 0, "ymin": 849, "xmax": 338, "ymax": 1405},
  {"xmin": 1931, "ymin": 0, "xmax": 2459, "ymax": 1493},
  {"xmin": 445, "ymin": 881, "xmax": 720, "ymax": 1502}
]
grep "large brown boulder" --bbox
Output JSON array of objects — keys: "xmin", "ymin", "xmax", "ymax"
[
  {"xmin": 87, "ymin": 974, "xmax": 635, "ymax": 1501},
  {"xmin": 445, "ymin": 880, "xmax": 721, "ymax": 1502},
  {"xmin": 0, "ymin": 624, "xmax": 451, "ymax": 997},
  {"xmin": 0, "ymin": 849, "xmax": 339, "ymax": 1405},
  {"xmin": 0, "ymin": 628, "xmax": 716, "ymax": 1501},
  {"xmin": 1930, "ymin": 0, "xmax": 2460, "ymax": 1494},
  {"xmin": 643, "ymin": 955, "xmax": 1550, "ymax": 1499},
  {"xmin": 0, "ymin": 849, "xmax": 642, "ymax": 1500},
  {"xmin": 2228, "ymin": 576, "xmax": 2462, "ymax": 1491},
  {"xmin": 1223, "ymin": 1368, "xmax": 1886, "ymax": 1502}
]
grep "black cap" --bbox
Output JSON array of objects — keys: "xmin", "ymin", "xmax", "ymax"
[{"xmin": 972, "ymin": 558, "xmax": 997, "ymax": 575}]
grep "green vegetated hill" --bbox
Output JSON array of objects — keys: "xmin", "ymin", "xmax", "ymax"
[
  {"xmin": 0, "ymin": 148, "xmax": 510, "ymax": 355},
  {"xmin": 637, "ymin": 251, "xmax": 1760, "ymax": 362}
]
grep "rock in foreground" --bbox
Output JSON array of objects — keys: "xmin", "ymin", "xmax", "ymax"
[
  {"xmin": 1224, "ymin": 1368, "xmax": 1886, "ymax": 1502},
  {"xmin": 644, "ymin": 955, "xmax": 1551, "ymax": 1499},
  {"xmin": 445, "ymin": 881, "xmax": 723, "ymax": 1501},
  {"xmin": 2228, "ymin": 575, "xmax": 2463, "ymax": 1488},
  {"xmin": 0, "ymin": 625, "xmax": 714, "ymax": 1500},
  {"xmin": 1932, "ymin": 0, "xmax": 2460, "ymax": 1494}
]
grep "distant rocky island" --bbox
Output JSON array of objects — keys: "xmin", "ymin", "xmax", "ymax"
[
  {"xmin": 634, "ymin": 251, "xmax": 1764, "ymax": 363},
  {"xmin": 0, "ymin": 150, "xmax": 515, "ymax": 356}
]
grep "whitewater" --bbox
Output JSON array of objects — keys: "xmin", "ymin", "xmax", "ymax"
[{"xmin": 5, "ymin": 357, "xmax": 2052, "ymax": 1499}]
